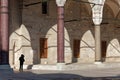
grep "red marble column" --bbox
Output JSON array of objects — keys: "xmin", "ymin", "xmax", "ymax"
[
  {"xmin": 0, "ymin": 0, "xmax": 9, "ymax": 64},
  {"xmin": 57, "ymin": 6, "xmax": 65, "ymax": 63}
]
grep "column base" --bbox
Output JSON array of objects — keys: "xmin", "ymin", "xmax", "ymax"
[
  {"xmin": 57, "ymin": 63, "xmax": 65, "ymax": 70},
  {"xmin": 94, "ymin": 61, "xmax": 102, "ymax": 64}
]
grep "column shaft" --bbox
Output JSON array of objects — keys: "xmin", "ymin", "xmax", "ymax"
[
  {"xmin": 57, "ymin": 6, "xmax": 64, "ymax": 63},
  {"xmin": 0, "ymin": 0, "xmax": 9, "ymax": 64},
  {"xmin": 95, "ymin": 25, "xmax": 101, "ymax": 62}
]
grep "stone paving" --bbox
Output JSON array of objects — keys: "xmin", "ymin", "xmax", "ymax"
[{"xmin": 0, "ymin": 67, "xmax": 120, "ymax": 80}]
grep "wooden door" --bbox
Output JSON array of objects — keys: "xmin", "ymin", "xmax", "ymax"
[
  {"xmin": 40, "ymin": 38, "xmax": 48, "ymax": 58},
  {"xmin": 73, "ymin": 39, "xmax": 80, "ymax": 58},
  {"xmin": 101, "ymin": 41, "xmax": 107, "ymax": 58}
]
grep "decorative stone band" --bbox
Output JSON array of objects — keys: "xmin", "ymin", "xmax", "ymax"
[
  {"xmin": 0, "ymin": 6, "xmax": 8, "ymax": 8},
  {"xmin": 0, "ymin": 0, "xmax": 9, "ymax": 14},
  {"xmin": 56, "ymin": 0, "xmax": 66, "ymax": 6},
  {"xmin": 0, "ymin": 12, "xmax": 8, "ymax": 14}
]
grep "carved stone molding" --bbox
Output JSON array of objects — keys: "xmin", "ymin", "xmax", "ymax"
[
  {"xmin": 88, "ymin": 0, "xmax": 105, "ymax": 25},
  {"xmin": 56, "ymin": 0, "xmax": 66, "ymax": 6}
]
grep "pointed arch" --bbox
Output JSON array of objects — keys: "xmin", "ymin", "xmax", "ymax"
[
  {"xmin": 80, "ymin": 30, "xmax": 95, "ymax": 62},
  {"xmin": 46, "ymin": 24, "xmax": 72, "ymax": 64},
  {"xmin": 107, "ymin": 38, "xmax": 120, "ymax": 57},
  {"xmin": 9, "ymin": 24, "xmax": 33, "ymax": 69}
]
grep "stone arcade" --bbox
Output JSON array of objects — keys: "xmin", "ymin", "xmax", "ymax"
[{"xmin": 0, "ymin": 0, "xmax": 120, "ymax": 70}]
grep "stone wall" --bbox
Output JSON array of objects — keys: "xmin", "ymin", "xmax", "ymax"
[{"xmin": 9, "ymin": 0, "xmax": 120, "ymax": 68}]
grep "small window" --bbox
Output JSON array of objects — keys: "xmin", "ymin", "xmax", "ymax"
[{"xmin": 42, "ymin": 1, "xmax": 48, "ymax": 14}]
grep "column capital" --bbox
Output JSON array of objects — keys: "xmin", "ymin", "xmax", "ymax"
[
  {"xmin": 88, "ymin": 0, "xmax": 105, "ymax": 25},
  {"xmin": 93, "ymin": 16, "xmax": 102, "ymax": 25},
  {"xmin": 56, "ymin": 0, "xmax": 66, "ymax": 7}
]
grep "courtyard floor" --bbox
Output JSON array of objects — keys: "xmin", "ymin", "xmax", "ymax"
[{"xmin": 1, "ymin": 63, "xmax": 120, "ymax": 80}]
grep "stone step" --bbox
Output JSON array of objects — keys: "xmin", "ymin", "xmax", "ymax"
[
  {"xmin": 20, "ymin": 62, "xmax": 120, "ymax": 70},
  {"xmin": 64, "ymin": 62, "xmax": 120, "ymax": 70}
]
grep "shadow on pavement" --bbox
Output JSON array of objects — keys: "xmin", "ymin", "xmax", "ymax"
[{"xmin": 0, "ymin": 70, "xmax": 120, "ymax": 80}]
